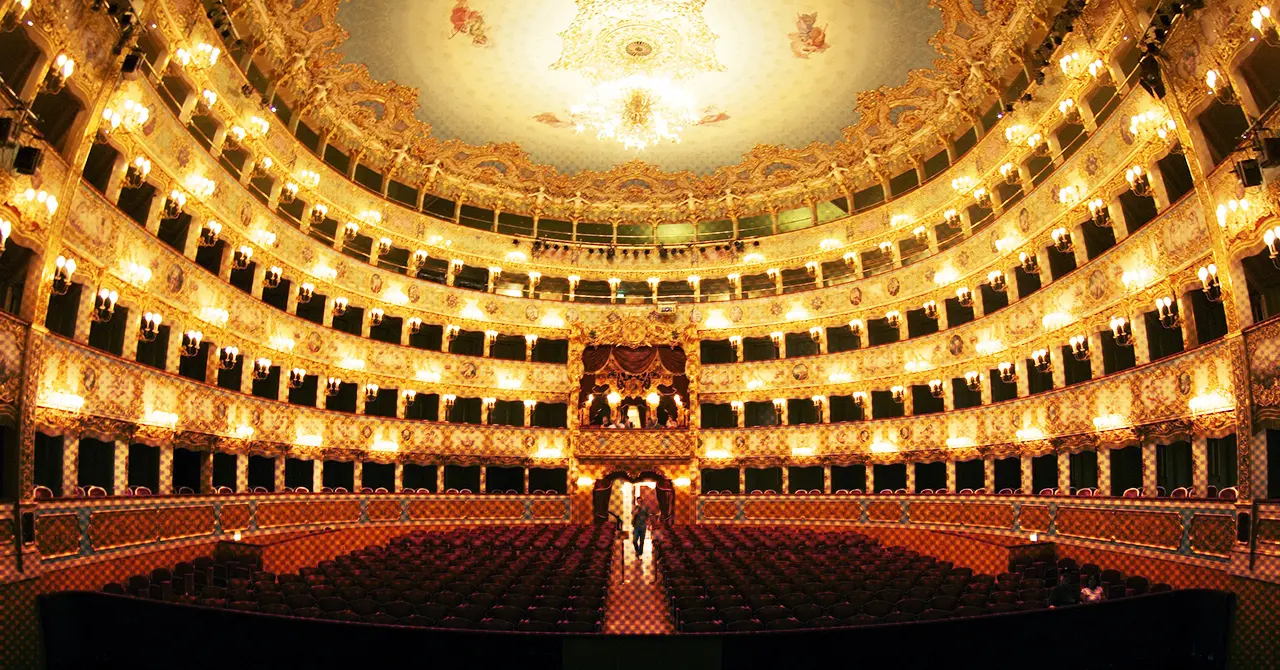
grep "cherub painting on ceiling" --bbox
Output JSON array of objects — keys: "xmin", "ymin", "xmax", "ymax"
[
  {"xmin": 789, "ymin": 12, "xmax": 829, "ymax": 59},
  {"xmin": 450, "ymin": 0, "xmax": 489, "ymax": 46}
]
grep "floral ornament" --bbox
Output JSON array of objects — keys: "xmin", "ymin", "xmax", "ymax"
[
  {"xmin": 408, "ymin": 285, "xmax": 421, "ymax": 303},
  {"xmin": 1083, "ymin": 152, "xmax": 1101, "ymax": 176},
  {"xmin": 770, "ymin": 302, "xmax": 784, "ymax": 316},
  {"xmin": 445, "ymin": 294, "xmax": 460, "ymax": 309},
  {"xmin": 484, "ymin": 300, "xmax": 499, "ymax": 315}
]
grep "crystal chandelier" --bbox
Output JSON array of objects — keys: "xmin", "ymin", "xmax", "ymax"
[
  {"xmin": 555, "ymin": 0, "xmax": 723, "ymax": 150},
  {"xmin": 570, "ymin": 75, "xmax": 697, "ymax": 150}
]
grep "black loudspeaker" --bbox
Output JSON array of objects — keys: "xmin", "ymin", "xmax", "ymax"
[
  {"xmin": 121, "ymin": 52, "xmax": 142, "ymax": 78},
  {"xmin": 1235, "ymin": 159, "xmax": 1263, "ymax": 188},
  {"xmin": 13, "ymin": 145, "xmax": 43, "ymax": 175},
  {"xmin": 1259, "ymin": 137, "xmax": 1280, "ymax": 168},
  {"xmin": 1138, "ymin": 55, "xmax": 1166, "ymax": 99}
]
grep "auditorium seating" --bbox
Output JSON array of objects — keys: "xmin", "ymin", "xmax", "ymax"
[
  {"xmin": 95, "ymin": 524, "xmax": 613, "ymax": 633},
  {"xmin": 655, "ymin": 526, "xmax": 1172, "ymax": 632}
]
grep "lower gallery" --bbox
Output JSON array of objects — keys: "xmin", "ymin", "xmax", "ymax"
[{"xmin": 2, "ymin": 0, "xmax": 1280, "ymax": 667}]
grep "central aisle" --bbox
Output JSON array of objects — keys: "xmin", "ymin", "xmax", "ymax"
[{"xmin": 603, "ymin": 525, "xmax": 675, "ymax": 634}]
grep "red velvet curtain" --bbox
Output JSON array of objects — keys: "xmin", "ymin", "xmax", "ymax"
[{"xmin": 581, "ymin": 345, "xmax": 686, "ymax": 375}]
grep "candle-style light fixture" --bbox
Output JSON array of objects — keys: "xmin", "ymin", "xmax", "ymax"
[
  {"xmin": 52, "ymin": 255, "xmax": 76, "ymax": 295},
  {"xmin": 885, "ymin": 310, "xmax": 901, "ymax": 329},
  {"xmin": 297, "ymin": 283, "xmax": 314, "ymax": 304},
  {"xmin": 232, "ymin": 245, "xmax": 253, "ymax": 271},
  {"xmin": 964, "ymin": 371, "xmax": 982, "ymax": 392},
  {"xmin": 1088, "ymin": 198, "xmax": 1111, "ymax": 227},
  {"xmin": 890, "ymin": 386, "xmax": 906, "ymax": 404},
  {"xmin": 1018, "ymin": 251, "xmax": 1039, "ymax": 274},
  {"xmin": 1069, "ymin": 335, "xmax": 1091, "ymax": 360},
  {"xmin": 987, "ymin": 270, "xmax": 1007, "ymax": 293},
  {"xmin": 997, "ymin": 361, "xmax": 1017, "ymax": 383},
  {"xmin": 92, "ymin": 289, "xmax": 118, "ymax": 322},
  {"xmin": 332, "ymin": 297, "xmax": 349, "ymax": 317},
  {"xmin": 1156, "ymin": 296, "xmax": 1181, "ymax": 329},
  {"xmin": 1109, "ymin": 316, "xmax": 1134, "ymax": 346},
  {"xmin": 955, "ymin": 286, "xmax": 973, "ymax": 307},
  {"xmin": 364, "ymin": 383, "xmax": 380, "ymax": 402},
  {"xmin": 325, "ymin": 376, "xmax": 343, "ymax": 396},
  {"xmin": 218, "ymin": 346, "xmax": 240, "ymax": 370},
  {"xmin": 407, "ymin": 316, "xmax": 423, "ymax": 335},
  {"xmin": 288, "ymin": 367, "xmax": 307, "ymax": 389},
  {"xmin": 1032, "ymin": 349, "xmax": 1051, "ymax": 373},
  {"xmin": 922, "ymin": 300, "xmax": 939, "ymax": 320},
  {"xmin": 137, "ymin": 311, "xmax": 162, "ymax": 342},
  {"xmin": 929, "ymin": 379, "xmax": 944, "ymax": 398},
  {"xmin": 163, "ymin": 190, "xmax": 187, "ymax": 220},
  {"xmin": 180, "ymin": 330, "xmax": 203, "ymax": 357},
  {"xmin": 309, "ymin": 204, "xmax": 329, "ymax": 226},
  {"xmin": 1125, "ymin": 165, "xmax": 1151, "ymax": 196},
  {"xmin": 369, "ymin": 308, "xmax": 384, "ymax": 327},
  {"xmin": 253, "ymin": 357, "xmax": 272, "ymax": 380},
  {"xmin": 848, "ymin": 318, "xmax": 864, "ymax": 337},
  {"xmin": 1052, "ymin": 227, "xmax": 1074, "ymax": 254},
  {"xmin": 264, "ymin": 266, "xmax": 282, "ymax": 289},
  {"xmin": 124, "ymin": 156, "xmax": 151, "ymax": 188}
]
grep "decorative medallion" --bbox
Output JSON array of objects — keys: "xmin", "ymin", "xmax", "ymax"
[
  {"xmin": 848, "ymin": 287, "xmax": 863, "ymax": 306},
  {"xmin": 445, "ymin": 294, "xmax": 460, "ymax": 309},
  {"xmin": 484, "ymin": 300, "xmax": 499, "ymax": 315},
  {"xmin": 1083, "ymin": 152, "xmax": 1101, "ymax": 176},
  {"xmin": 165, "ymin": 264, "xmax": 185, "ymax": 294},
  {"xmin": 566, "ymin": 308, "xmax": 580, "ymax": 323},
  {"xmin": 522, "ymin": 435, "xmax": 536, "ymax": 448},
  {"xmin": 948, "ymin": 334, "xmax": 964, "ymax": 356},
  {"xmin": 899, "ymin": 426, "xmax": 912, "ymax": 440},
  {"xmin": 808, "ymin": 295, "xmax": 825, "ymax": 311},
  {"xmin": 461, "ymin": 362, "xmax": 478, "ymax": 379},
  {"xmin": 305, "ymin": 331, "xmax": 323, "ymax": 354},
  {"xmin": 81, "ymin": 367, "xmax": 97, "ymax": 393},
  {"xmin": 1177, "ymin": 372, "xmax": 1192, "ymax": 395},
  {"xmin": 407, "ymin": 284, "xmax": 421, "ymax": 303},
  {"xmin": 361, "ymin": 426, "xmax": 374, "ymax": 439},
  {"xmin": 525, "ymin": 304, "xmax": 540, "ymax": 322},
  {"xmin": 401, "ymin": 427, "xmax": 413, "ymax": 441},
  {"xmin": 769, "ymin": 302, "xmax": 783, "ymax": 316},
  {"xmin": 734, "ymin": 435, "xmax": 747, "ymax": 448},
  {"xmin": 689, "ymin": 308, "xmax": 702, "ymax": 324},
  {"xmin": 791, "ymin": 363, "xmax": 809, "ymax": 381},
  {"xmin": 729, "ymin": 305, "xmax": 744, "ymax": 322},
  {"xmin": 370, "ymin": 274, "xmax": 384, "ymax": 294},
  {"xmin": 858, "ymin": 429, "xmax": 870, "ymax": 443},
  {"xmin": 887, "ymin": 277, "xmax": 901, "ymax": 297},
  {"xmin": 1017, "ymin": 208, "xmax": 1030, "ymax": 233}
]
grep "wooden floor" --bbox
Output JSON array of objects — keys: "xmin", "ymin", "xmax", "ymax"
[{"xmin": 604, "ymin": 529, "xmax": 675, "ymax": 634}]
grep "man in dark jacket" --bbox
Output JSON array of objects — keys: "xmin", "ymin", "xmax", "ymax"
[
  {"xmin": 1048, "ymin": 574, "xmax": 1080, "ymax": 608},
  {"xmin": 631, "ymin": 503, "xmax": 649, "ymax": 557}
]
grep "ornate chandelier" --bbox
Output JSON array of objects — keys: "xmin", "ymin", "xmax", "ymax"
[
  {"xmin": 570, "ymin": 75, "xmax": 697, "ymax": 150},
  {"xmin": 554, "ymin": 0, "xmax": 723, "ymax": 150}
]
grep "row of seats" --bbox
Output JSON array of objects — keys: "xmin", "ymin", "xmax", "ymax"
[
  {"xmin": 37, "ymin": 486, "xmax": 567, "ymax": 498},
  {"xmin": 97, "ymin": 525, "xmax": 614, "ymax": 633},
  {"xmin": 655, "ymin": 526, "xmax": 1171, "ymax": 632},
  {"xmin": 700, "ymin": 487, "xmax": 1238, "ymax": 500}
]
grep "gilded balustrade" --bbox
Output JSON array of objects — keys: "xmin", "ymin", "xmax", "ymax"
[{"xmin": 695, "ymin": 492, "xmax": 1239, "ymax": 560}]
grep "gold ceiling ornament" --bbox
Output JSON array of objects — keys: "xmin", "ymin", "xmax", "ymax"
[
  {"xmin": 554, "ymin": 0, "xmax": 724, "ymax": 150},
  {"xmin": 551, "ymin": 0, "xmax": 725, "ymax": 84}
]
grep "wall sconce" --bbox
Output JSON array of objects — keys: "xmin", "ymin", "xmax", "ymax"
[
  {"xmin": 218, "ymin": 346, "xmax": 240, "ymax": 370},
  {"xmin": 1130, "ymin": 109, "xmax": 1176, "ymax": 142},
  {"xmin": 185, "ymin": 174, "xmax": 216, "ymax": 200},
  {"xmin": 811, "ymin": 395, "xmax": 826, "ymax": 410},
  {"xmin": 1052, "ymin": 227, "xmax": 1073, "ymax": 253},
  {"xmin": 232, "ymin": 245, "xmax": 253, "ymax": 270},
  {"xmin": 309, "ymin": 204, "xmax": 329, "ymax": 226},
  {"xmin": 999, "ymin": 162, "xmax": 1019, "ymax": 185},
  {"xmin": 527, "ymin": 271, "xmax": 542, "ymax": 294},
  {"xmin": 891, "ymin": 214, "xmax": 914, "ymax": 229},
  {"xmin": 1059, "ymin": 98, "xmax": 1081, "ymax": 123},
  {"xmin": 1205, "ymin": 69, "xmax": 1240, "ymax": 104},
  {"xmin": 1253, "ymin": 5, "xmax": 1278, "ymax": 44},
  {"xmin": 1264, "ymin": 228, "xmax": 1280, "ymax": 269},
  {"xmin": 1069, "ymin": 335, "xmax": 1090, "ymax": 360},
  {"xmin": 364, "ymin": 383, "xmax": 380, "ymax": 402},
  {"xmin": 877, "ymin": 241, "xmax": 893, "ymax": 256},
  {"xmin": 912, "ymin": 226, "xmax": 928, "ymax": 245},
  {"xmin": 955, "ymin": 286, "xmax": 973, "ymax": 307},
  {"xmin": 226, "ymin": 126, "xmax": 247, "ymax": 150},
  {"xmin": 1156, "ymin": 296, "xmax": 1181, "ymax": 329},
  {"xmin": 122, "ymin": 156, "xmax": 151, "ymax": 189},
  {"xmin": 726, "ymin": 273, "xmax": 740, "ymax": 289},
  {"xmin": 525, "ymin": 333, "xmax": 539, "ymax": 352},
  {"xmin": 769, "ymin": 331, "xmax": 784, "ymax": 349},
  {"xmin": 808, "ymin": 326, "xmax": 822, "ymax": 341},
  {"xmin": 197, "ymin": 221, "xmax": 222, "ymax": 248},
  {"xmin": 484, "ymin": 330, "xmax": 499, "ymax": 346},
  {"xmin": 848, "ymin": 318, "xmax": 864, "ymax": 337},
  {"xmin": 987, "ymin": 270, "xmax": 1007, "ymax": 293},
  {"xmin": 1004, "ymin": 123, "xmax": 1029, "ymax": 145},
  {"xmin": 410, "ymin": 249, "xmax": 429, "ymax": 274},
  {"xmin": 180, "ymin": 330, "xmax": 203, "ymax": 357},
  {"xmin": 444, "ymin": 324, "xmax": 460, "ymax": 342},
  {"xmin": 163, "ymin": 190, "xmax": 187, "ymax": 220},
  {"xmin": 297, "ymin": 283, "xmax": 314, "ymax": 304},
  {"xmin": 885, "ymin": 310, "xmax": 901, "ymax": 329},
  {"xmin": 280, "ymin": 182, "xmax": 299, "ymax": 205},
  {"xmin": 369, "ymin": 308, "xmax": 384, "ymax": 327},
  {"xmin": 771, "ymin": 398, "xmax": 785, "ymax": 418},
  {"xmin": 406, "ymin": 316, "xmax": 422, "ymax": 335},
  {"xmin": 766, "ymin": 268, "xmax": 780, "ymax": 282},
  {"xmin": 373, "ymin": 237, "xmax": 392, "ymax": 257},
  {"xmin": 51, "ymin": 256, "xmax": 76, "ymax": 295},
  {"xmin": 43, "ymin": 52, "xmax": 74, "ymax": 93},
  {"xmin": 401, "ymin": 389, "xmax": 418, "ymax": 406},
  {"xmin": 1088, "ymin": 199, "xmax": 1111, "ymax": 227},
  {"xmin": 1125, "ymin": 165, "xmax": 1151, "ymax": 196},
  {"xmin": 442, "ymin": 393, "xmax": 456, "ymax": 411},
  {"xmin": 842, "ymin": 251, "xmax": 857, "ymax": 267},
  {"xmin": 922, "ymin": 300, "xmax": 938, "ymax": 320},
  {"xmin": 890, "ymin": 386, "xmax": 906, "ymax": 403},
  {"xmin": 1018, "ymin": 251, "xmax": 1039, "ymax": 274},
  {"xmin": 730, "ymin": 400, "xmax": 743, "ymax": 418},
  {"xmin": 951, "ymin": 176, "xmax": 976, "ymax": 194},
  {"xmin": 342, "ymin": 221, "xmax": 360, "ymax": 243},
  {"xmin": 972, "ymin": 187, "xmax": 992, "ymax": 210},
  {"xmin": 1109, "ymin": 316, "xmax": 1134, "ymax": 346},
  {"xmin": 1197, "ymin": 264, "xmax": 1223, "ymax": 302},
  {"xmin": 944, "ymin": 209, "xmax": 961, "ymax": 227},
  {"xmin": 567, "ymin": 274, "xmax": 580, "ymax": 300},
  {"xmin": 263, "ymin": 266, "xmax": 282, "ymax": 289},
  {"xmin": 964, "ymin": 371, "xmax": 982, "ymax": 391},
  {"xmin": 332, "ymin": 297, "xmax": 349, "ymax": 317},
  {"xmin": 138, "ymin": 311, "xmax": 162, "ymax": 342},
  {"xmin": 245, "ymin": 115, "xmax": 269, "ymax": 138},
  {"xmin": 605, "ymin": 391, "xmax": 622, "ymax": 408},
  {"xmin": 928, "ymin": 379, "xmax": 944, "ymax": 398},
  {"xmin": 687, "ymin": 274, "xmax": 702, "ymax": 289},
  {"xmin": 727, "ymin": 335, "xmax": 742, "ymax": 355},
  {"xmin": 1060, "ymin": 51, "xmax": 1087, "ymax": 78},
  {"xmin": 852, "ymin": 391, "xmax": 867, "ymax": 408},
  {"xmin": 1058, "ymin": 185, "xmax": 1081, "ymax": 207},
  {"xmin": 288, "ymin": 367, "xmax": 306, "ymax": 389},
  {"xmin": 251, "ymin": 155, "xmax": 274, "ymax": 179},
  {"xmin": 325, "ymin": 376, "xmax": 343, "ymax": 396},
  {"xmin": 1031, "ymin": 348, "xmax": 1051, "ymax": 373},
  {"xmin": 91, "ymin": 289, "xmax": 118, "ymax": 322},
  {"xmin": 253, "ymin": 357, "xmax": 272, "ymax": 381},
  {"xmin": 2, "ymin": 0, "xmax": 32, "ymax": 31},
  {"xmin": 1028, "ymin": 133, "xmax": 1049, "ymax": 157},
  {"xmin": 997, "ymin": 361, "xmax": 1017, "ymax": 383}
]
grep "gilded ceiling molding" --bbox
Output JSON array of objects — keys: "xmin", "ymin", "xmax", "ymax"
[{"xmin": 237, "ymin": 0, "xmax": 1042, "ymax": 221}]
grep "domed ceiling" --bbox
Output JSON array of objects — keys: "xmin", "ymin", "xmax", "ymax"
[
  {"xmin": 332, "ymin": 0, "xmax": 945, "ymax": 175},
  {"xmin": 258, "ymin": 0, "xmax": 1027, "ymax": 215}
]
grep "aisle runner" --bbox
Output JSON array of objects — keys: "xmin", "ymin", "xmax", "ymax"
[{"xmin": 603, "ymin": 528, "xmax": 674, "ymax": 634}]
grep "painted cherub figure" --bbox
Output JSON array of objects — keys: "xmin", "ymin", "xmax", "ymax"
[{"xmin": 789, "ymin": 13, "xmax": 830, "ymax": 59}]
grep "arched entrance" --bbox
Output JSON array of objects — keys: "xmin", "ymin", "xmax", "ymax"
[{"xmin": 591, "ymin": 470, "xmax": 675, "ymax": 526}]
